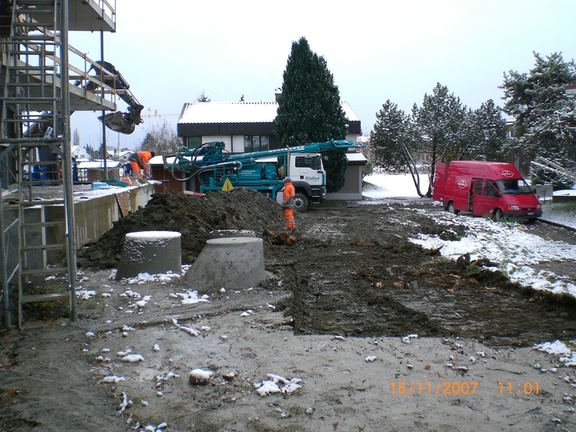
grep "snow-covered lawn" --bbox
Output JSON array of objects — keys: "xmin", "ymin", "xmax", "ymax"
[
  {"xmin": 409, "ymin": 210, "xmax": 576, "ymax": 297},
  {"xmin": 363, "ymin": 174, "xmax": 576, "ymax": 298}
]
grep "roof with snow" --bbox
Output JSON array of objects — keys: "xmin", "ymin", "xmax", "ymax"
[
  {"xmin": 346, "ymin": 152, "xmax": 367, "ymax": 163},
  {"xmin": 77, "ymin": 160, "xmax": 121, "ymax": 169},
  {"xmin": 178, "ymin": 101, "xmax": 360, "ymax": 124}
]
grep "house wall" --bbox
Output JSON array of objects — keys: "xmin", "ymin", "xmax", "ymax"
[
  {"xmin": 186, "ymin": 134, "xmax": 361, "ymax": 155},
  {"xmin": 72, "ymin": 146, "xmax": 90, "ymax": 160},
  {"xmin": 179, "ymin": 124, "xmax": 360, "ymax": 152},
  {"xmin": 199, "ymin": 135, "xmax": 233, "ymax": 151},
  {"xmin": 151, "ymin": 165, "xmax": 185, "ymax": 193},
  {"xmin": 184, "ymin": 135, "xmax": 251, "ymax": 153},
  {"xmin": 196, "ymin": 135, "xmax": 288, "ymax": 153},
  {"xmin": 232, "ymin": 136, "xmax": 245, "ymax": 152},
  {"xmin": 153, "ymin": 160, "xmax": 366, "ymax": 198},
  {"xmin": 326, "ymin": 164, "xmax": 365, "ymax": 201},
  {"xmin": 345, "ymin": 133, "xmax": 361, "ymax": 144}
]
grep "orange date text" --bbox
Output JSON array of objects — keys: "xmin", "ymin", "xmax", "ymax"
[{"xmin": 390, "ymin": 381, "xmax": 479, "ymax": 396}]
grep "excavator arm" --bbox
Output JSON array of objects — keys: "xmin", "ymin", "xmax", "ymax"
[{"xmin": 89, "ymin": 61, "xmax": 144, "ymax": 135}]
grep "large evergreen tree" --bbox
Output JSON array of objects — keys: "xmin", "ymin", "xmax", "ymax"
[
  {"xmin": 273, "ymin": 37, "xmax": 349, "ymax": 191},
  {"xmin": 413, "ymin": 83, "xmax": 467, "ymax": 165},
  {"xmin": 370, "ymin": 100, "xmax": 429, "ymax": 196},
  {"xmin": 370, "ymin": 100, "xmax": 411, "ymax": 173},
  {"xmin": 500, "ymin": 52, "xmax": 576, "ymax": 188},
  {"xmin": 462, "ymin": 100, "xmax": 508, "ymax": 161},
  {"xmin": 412, "ymin": 83, "xmax": 467, "ymax": 196}
]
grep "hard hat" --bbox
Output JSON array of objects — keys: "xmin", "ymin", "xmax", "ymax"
[{"xmin": 284, "ymin": 177, "xmax": 292, "ymax": 182}]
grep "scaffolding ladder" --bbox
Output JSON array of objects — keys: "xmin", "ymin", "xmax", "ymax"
[{"xmin": 0, "ymin": 0, "xmax": 76, "ymax": 328}]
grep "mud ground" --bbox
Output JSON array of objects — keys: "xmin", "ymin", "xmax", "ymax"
[
  {"xmin": 1, "ymin": 189, "xmax": 576, "ymax": 431},
  {"xmin": 77, "ymin": 189, "xmax": 576, "ymax": 346}
]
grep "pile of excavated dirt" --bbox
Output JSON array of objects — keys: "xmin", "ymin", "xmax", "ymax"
[{"xmin": 77, "ymin": 189, "xmax": 284, "ymax": 268}]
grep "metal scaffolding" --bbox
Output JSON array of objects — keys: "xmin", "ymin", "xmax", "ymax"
[{"xmin": 0, "ymin": 0, "xmax": 117, "ymax": 328}]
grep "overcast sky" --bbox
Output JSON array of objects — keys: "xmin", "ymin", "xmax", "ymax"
[{"xmin": 70, "ymin": 0, "xmax": 576, "ymax": 151}]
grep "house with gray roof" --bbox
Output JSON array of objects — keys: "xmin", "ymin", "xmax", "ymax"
[{"xmin": 177, "ymin": 99, "xmax": 362, "ymax": 152}]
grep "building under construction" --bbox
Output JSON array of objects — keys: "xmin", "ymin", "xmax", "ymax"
[{"xmin": 0, "ymin": 0, "xmax": 150, "ymax": 328}]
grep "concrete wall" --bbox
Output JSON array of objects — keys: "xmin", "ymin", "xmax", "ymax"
[
  {"xmin": 74, "ymin": 184, "xmax": 154, "ymax": 249},
  {"xmin": 3, "ymin": 184, "xmax": 156, "ymax": 272},
  {"xmin": 326, "ymin": 164, "xmax": 364, "ymax": 201}
]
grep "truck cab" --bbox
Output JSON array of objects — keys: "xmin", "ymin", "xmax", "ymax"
[{"xmin": 261, "ymin": 153, "xmax": 326, "ymax": 211}]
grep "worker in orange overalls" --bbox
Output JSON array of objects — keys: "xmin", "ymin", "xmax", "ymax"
[
  {"xmin": 128, "ymin": 150, "xmax": 155, "ymax": 180},
  {"xmin": 282, "ymin": 177, "xmax": 296, "ymax": 230}
]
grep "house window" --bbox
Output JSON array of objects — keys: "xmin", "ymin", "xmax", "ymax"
[
  {"xmin": 187, "ymin": 136, "xmax": 202, "ymax": 149},
  {"xmin": 244, "ymin": 135, "xmax": 269, "ymax": 152}
]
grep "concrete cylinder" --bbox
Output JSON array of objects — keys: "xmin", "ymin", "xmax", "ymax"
[
  {"xmin": 184, "ymin": 237, "xmax": 266, "ymax": 294},
  {"xmin": 208, "ymin": 229, "xmax": 256, "ymax": 239},
  {"xmin": 116, "ymin": 231, "xmax": 182, "ymax": 280}
]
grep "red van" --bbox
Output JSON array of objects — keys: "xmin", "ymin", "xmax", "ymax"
[{"xmin": 433, "ymin": 161, "xmax": 543, "ymax": 221}]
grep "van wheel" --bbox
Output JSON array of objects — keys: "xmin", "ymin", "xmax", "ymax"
[
  {"xmin": 447, "ymin": 202, "xmax": 459, "ymax": 215},
  {"xmin": 294, "ymin": 193, "xmax": 309, "ymax": 212},
  {"xmin": 493, "ymin": 209, "xmax": 503, "ymax": 222}
]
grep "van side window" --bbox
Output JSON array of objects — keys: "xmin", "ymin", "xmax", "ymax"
[
  {"xmin": 485, "ymin": 182, "xmax": 498, "ymax": 197},
  {"xmin": 474, "ymin": 181, "xmax": 483, "ymax": 195}
]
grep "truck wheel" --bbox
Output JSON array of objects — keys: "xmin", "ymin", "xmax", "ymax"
[
  {"xmin": 294, "ymin": 193, "xmax": 309, "ymax": 212},
  {"xmin": 493, "ymin": 209, "xmax": 503, "ymax": 222},
  {"xmin": 447, "ymin": 202, "xmax": 459, "ymax": 215}
]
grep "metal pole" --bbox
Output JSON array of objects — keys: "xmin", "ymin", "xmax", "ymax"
[
  {"xmin": 100, "ymin": 31, "xmax": 107, "ymax": 180},
  {"xmin": 60, "ymin": 0, "xmax": 77, "ymax": 321},
  {"xmin": 0, "ymin": 186, "xmax": 8, "ymax": 328}
]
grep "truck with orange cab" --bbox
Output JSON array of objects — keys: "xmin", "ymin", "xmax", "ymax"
[{"xmin": 433, "ymin": 161, "xmax": 542, "ymax": 222}]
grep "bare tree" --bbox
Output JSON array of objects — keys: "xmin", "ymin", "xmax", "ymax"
[{"xmin": 139, "ymin": 121, "xmax": 181, "ymax": 156}]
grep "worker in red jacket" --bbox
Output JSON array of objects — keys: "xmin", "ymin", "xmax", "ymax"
[
  {"xmin": 282, "ymin": 177, "xmax": 296, "ymax": 230},
  {"xmin": 128, "ymin": 150, "xmax": 155, "ymax": 180}
]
